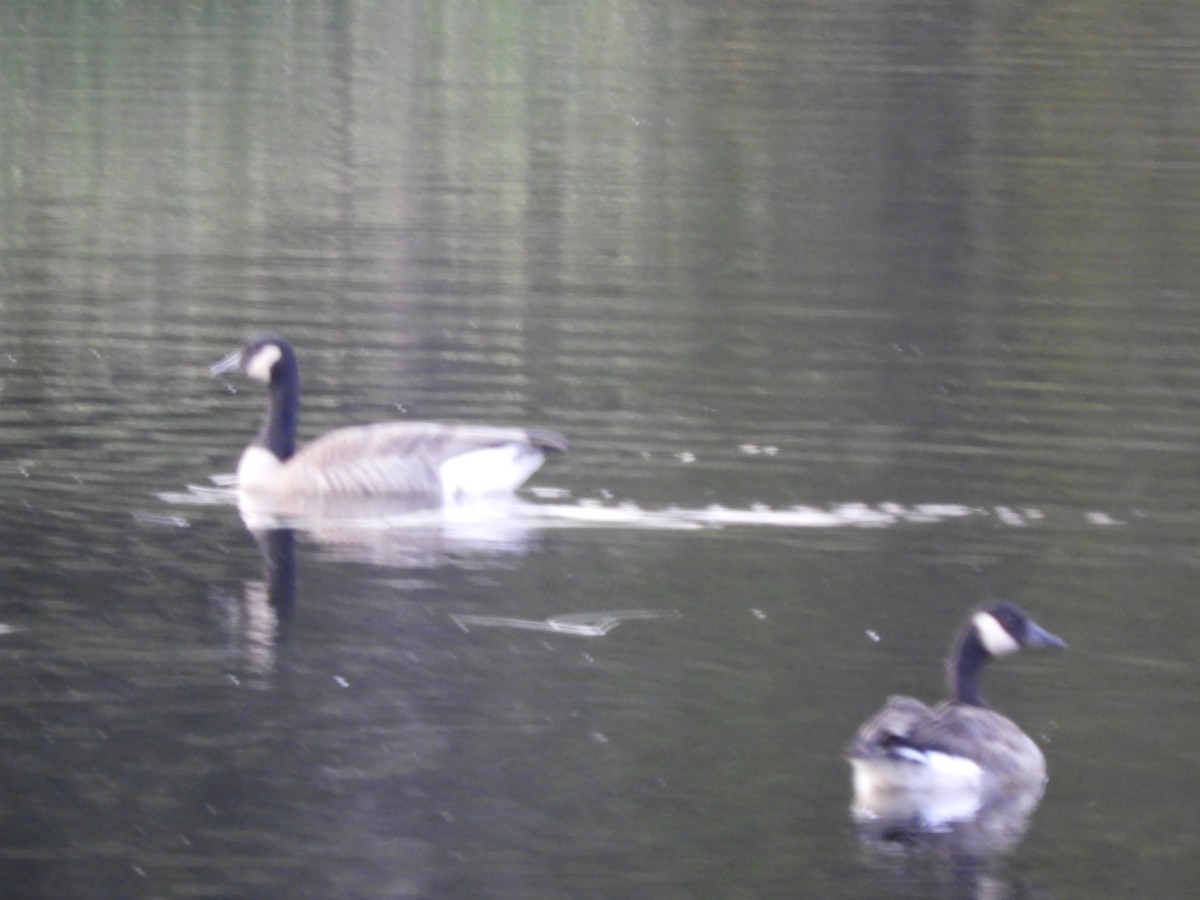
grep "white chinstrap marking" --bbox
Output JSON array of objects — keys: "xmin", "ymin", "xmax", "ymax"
[
  {"xmin": 973, "ymin": 610, "xmax": 1021, "ymax": 657},
  {"xmin": 245, "ymin": 344, "xmax": 282, "ymax": 383}
]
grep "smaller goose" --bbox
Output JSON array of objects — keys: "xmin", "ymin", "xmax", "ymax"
[
  {"xmin": 846, "ymin": 602, "xmax": 1066, "ymax": 827},
  {"xmin": 211, "ymin": 334, "xmax": 567, "ymax": 503}
]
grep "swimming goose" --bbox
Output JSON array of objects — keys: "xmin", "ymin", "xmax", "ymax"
[
  {"xmin": 846, "ymin": 602, "xmax": 1066, "ymax": 827},
  {"xmin": 211, "ymin": 334, "xmax": 567, "ymax": 502}
]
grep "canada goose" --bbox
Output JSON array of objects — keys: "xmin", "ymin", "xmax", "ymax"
[
  {"xmin": 846, "ymin": 602, "xmax": 1066, "ymax": 827},
  {"xmin": 211, "ymin": 334, "xmax": 567, "ymax": 502}
]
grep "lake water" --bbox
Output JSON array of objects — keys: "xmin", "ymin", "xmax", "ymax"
[{"xmin": 1, "ymin": 2, "xmax": 1198, "ymax": 898}]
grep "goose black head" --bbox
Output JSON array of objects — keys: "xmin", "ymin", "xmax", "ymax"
[
  {"xmin": 211, "ymin": 334, "xmax": 298, "ymax": 386},
  {"xmin": 949, "ymin": 602, "xmax": 1066, "ymax": 707},
  {"xmin": 972, "ymin": 602, "xmax": 1067, "ymax": 658}
]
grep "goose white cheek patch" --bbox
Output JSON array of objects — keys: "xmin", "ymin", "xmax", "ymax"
[
  {"xmin": 974, "ymin": 611, "xmax": 1021, "ymax": 657},
  {"xmin": 245, "ymin": 344, "xmax": 283, "ymax": 383}
]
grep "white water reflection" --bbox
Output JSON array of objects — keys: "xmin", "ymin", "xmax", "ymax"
[
  {"xmin": 207, "ymin": 526, "xmax": 297, "ymax": 681},
  {"xmin": 450, "ymin": 608, "xmax": 680, "ymax": 637},
  {"xmin": 529, "ymin": 500, "xmax": 983, "ymax": 530},
  {"xmin": 209, "ymin": 580, "xmax": 282, "ymax": 682},
  {"xmin": 159, "ymin": 482, "xmax": 1102, "ymax": 538}
]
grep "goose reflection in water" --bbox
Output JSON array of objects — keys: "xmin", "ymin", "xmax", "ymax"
[
  {"xmin": 851, "ymin": 784, "xmax": 1046, "ymax": 899},
  {"xmin": 236, "ymin": 492, "xmax": 548, "ymax": 567},
  {"xmin": 209, "ymin": 526, "xmax": 296, "ymax": 681},
  {"xmin": 212, "ymin": 493, "xmax": 557, "ymax": 678}
]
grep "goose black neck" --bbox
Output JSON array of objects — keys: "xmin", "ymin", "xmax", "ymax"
[
  {"xmin": 946, "ymin": 626, "xmax": 991, "ymax": 707},
  {"xmin": 257, "ymin": 375, "xmax": 299, "ymax": 461}
]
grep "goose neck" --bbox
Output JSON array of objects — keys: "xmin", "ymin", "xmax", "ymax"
[
  {"xmin": 257, "ymin": 378, "xmax": 298, "ymax": 461},
  {"xmin": 946, "ymin": 627, "xmax": 990, "ymax": 708}
]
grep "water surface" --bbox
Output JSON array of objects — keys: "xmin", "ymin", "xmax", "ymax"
[{"xmin": 1, "ymin": 2, "xmax": 1198, "ymax": 898}]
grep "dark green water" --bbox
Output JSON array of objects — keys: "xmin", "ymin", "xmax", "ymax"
[{"xmin": 1, "ymin": 2, "xmax": 1198, "ymax": 897}]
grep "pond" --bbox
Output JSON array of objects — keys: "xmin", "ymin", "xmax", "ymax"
[{"xmin": 0, "ymin": 2, "xmax": 1198, "ymax": 898}]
